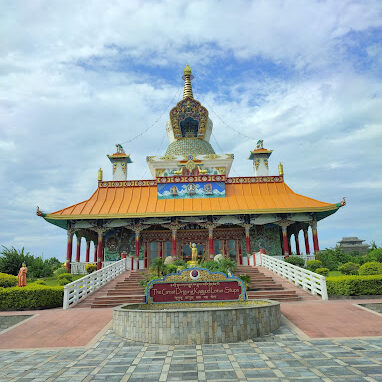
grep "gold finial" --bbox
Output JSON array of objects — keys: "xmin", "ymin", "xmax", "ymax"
[
  {"xmin": 184, "ymin": 64, "xmax": 191, "ymax": 75},
  {"xmin": 182, "ymin": 64, "xmax": 194, "ymax": 99},
  {"xmin": 98, "ymin": 168, "xmax": 103, "ymax": 181},
  {"xmin": 278, "ymin": 162, "xmax": 284, "ymax": 176}
]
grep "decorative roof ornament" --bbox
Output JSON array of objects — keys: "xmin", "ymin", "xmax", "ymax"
[
  {"xmin": 182, "ymin": 64, "xmax": 194, "ymax": 99},
  {"xmin": 256, "ymin": 140, "xmax": 264, "ymax": 149}
]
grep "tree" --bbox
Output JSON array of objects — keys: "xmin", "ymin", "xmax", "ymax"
[{"xmin": 0, "ymin": 246, "xmax": 58, "ymax": 278}]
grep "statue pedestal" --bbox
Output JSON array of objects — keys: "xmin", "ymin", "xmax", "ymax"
[{"xmin": 187, "ymin": 261, "xmax": 199, "ymax": 267}]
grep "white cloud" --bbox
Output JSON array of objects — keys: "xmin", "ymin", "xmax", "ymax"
[{"xmin": 0, "ymin": 0, "xmax": 381, "ymax": 259}]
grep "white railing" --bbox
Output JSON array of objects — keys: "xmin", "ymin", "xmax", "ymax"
[
  {"xmin": 259, "ymin": 254, "xmax": 328, "ymax": 300},
  {"xmin": 70, "ymin": 258, "xmax": 144, "ymax": 274},
  {"xmin": 63, "ymin": 258, "xmax": 128, "ymax": 309}
]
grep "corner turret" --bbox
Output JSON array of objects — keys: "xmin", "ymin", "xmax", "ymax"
[
  {"xmin": 249, "ymin": 140, "xmax": 273, "ymax": 176},
  {"xmin": 107, "ymin": 144, "xmax": 132, "ymax": 181}
]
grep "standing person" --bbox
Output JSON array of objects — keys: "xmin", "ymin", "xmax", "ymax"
[{"xmin": 18, "ymin": 263, "xmax": 28, "ymax": 287}]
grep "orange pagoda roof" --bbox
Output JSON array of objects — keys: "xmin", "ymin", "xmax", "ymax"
[{"xmin": 43, "ymin": 178, "xmax": 340, "ymax": 228}]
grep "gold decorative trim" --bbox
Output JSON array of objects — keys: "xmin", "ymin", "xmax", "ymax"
[{"xmin": 227, "ymin": 176, "xmax": 283, "ymax": 184}]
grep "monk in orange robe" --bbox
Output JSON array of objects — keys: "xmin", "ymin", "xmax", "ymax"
[{"xmin": 18, "ymin": 263, "xmax": 27, "ymax": 287}]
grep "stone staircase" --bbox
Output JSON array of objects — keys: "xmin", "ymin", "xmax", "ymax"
[
  {"xmin": 74, "ymin": 270, "xmax": 147, "ymax": 309},
  {"xmin": 75, "ymin": 265, "xmax": 304, "ymax": 309},
  {"xmin": 235, "ymin": 265, "xmax": 301, "ymax": 301}
]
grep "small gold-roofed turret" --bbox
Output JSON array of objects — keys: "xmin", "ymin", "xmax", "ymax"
[{"xmin": 182, "ymin": 64, "xmax": 194, "ymax": 99}]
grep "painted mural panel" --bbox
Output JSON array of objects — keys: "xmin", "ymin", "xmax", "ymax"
[
  {"xmin": 249, "ymin": 225, "xmax": 282, "ymax": 256},
  {"xmin": 157, "ymin": 181, "xmax": 225, "ymax": 199},
  {"xmin": 104, "ymin": 228, "xmax": 138, "ymax": 261}
]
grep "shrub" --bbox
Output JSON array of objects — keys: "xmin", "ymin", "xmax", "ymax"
[
  {"xmin": 306, "ymin": 260, "xmax": 322, "ymax": 272},
  {"xmin": 358, "ymin": 262, "xmax": 382, "ymax": 276},
  {"xmin": 200, "ymin": 258, "xmax": 237, "ymax": 275},
  {"xmin": 0, "ymin": 285, "xmax": 64, "ymax": 310},
  {"xmin": 57, "ymin": 273, "xmax": 73, "ymax": 281},
  {"xmin": 54, "ymin": 267, "xmax": 68, "ymax": 276},
  {"xmin": 34, "ymin": 279, "xmax": 47, "ymax": 285},
  {"xmin": 316, "ymin": 248, "xmax": 352, "ymax": 270},
  {"xmin": 85, "ymin": 263, "xmax": 97, "ymax": 274},
  {"xmin": 326, "ymin": 275, "xmax": 382, "ymax": 296},
  {"xmin": 364, "ymin": 248, "xmax": 382, "ymax": 263},
  {"xmin": 338, "ymin": 262, "xmax": 360, "ymax": 275},
  {"xmin": 0, "ymin": 272, "xmax": 18, "ymax": 288},
  {"xmin": 315, "ymin": 268, "xmax": 329, "ymax": 276},
  {"xmin": 238, "ymin": 274, "xmax": 251, "ymax": 289},
  {"xmin": 284, "ymin": 256, "xmax": 305, "ymax": 267},
  {"xmin": 58, "ymin": 278, "xmax": 71, "ymax": 286},
  {"xmin": 173, "ymin": 258, "xmax": 186, "ymax": 267}
]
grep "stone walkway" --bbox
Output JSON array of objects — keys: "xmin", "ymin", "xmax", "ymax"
[{"xmin": 1, "ymin": 318, "xmax": 382, "ymax": 382}]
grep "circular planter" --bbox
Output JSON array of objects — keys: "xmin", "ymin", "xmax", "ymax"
[{"xmin": 113, "ymin": 300, "xmax": 281, "ymax": 344}]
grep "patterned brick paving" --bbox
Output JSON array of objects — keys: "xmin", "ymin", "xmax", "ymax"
[{"xmin": 1, "ymin": 318, "xmax": 382, "ymax": 381}]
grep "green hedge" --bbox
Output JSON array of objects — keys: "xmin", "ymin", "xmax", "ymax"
[
  {"xmin": 0, "ymin": 272, "xmax": 18, "ymax": 287},
  {"xmin": 326, "ymin": 275, "xmax": 382, "ymax": 296},
  {"xmin": 0, "ymin": 285, "xmax": 64, "ymax": 310},
  {"xmin": 57, "ymin": 273, "xmax": 73, "ymax": 281},
  {"xmin": 358, "ymin": 261, "xmax": 382, "ymax": 276},
  {"xmin": 284, "ymin": 256, "xmax": 305, "ymax": 267}
]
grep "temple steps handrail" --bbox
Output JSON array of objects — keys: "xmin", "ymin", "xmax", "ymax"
[
  {"xmin": 258, "ymin": 254, "xmax": 328, "ymax": 300},
  {"xmin": 63, "ymin": 258, "xmax": 128, "ymax": 309}
]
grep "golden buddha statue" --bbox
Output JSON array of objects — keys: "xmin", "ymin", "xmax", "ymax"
[{"xmin": 189, "ymin": 242, "xmax": 199, "ymax": 266}]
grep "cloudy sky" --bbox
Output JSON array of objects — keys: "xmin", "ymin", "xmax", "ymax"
[{"xmin": 1, "ymin": 0, "xmax": 381, "ymax": 261}]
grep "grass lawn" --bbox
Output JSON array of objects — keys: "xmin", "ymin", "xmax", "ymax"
[{"xmin": 28, "ymin": 274, "xmax": 84, "ymax": 287}]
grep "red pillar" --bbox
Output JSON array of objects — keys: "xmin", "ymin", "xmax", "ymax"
[
  {"xmin": 288, "ymin": 235, "xmax": 292, "ymax": 255},
  {"xmin": 303, "ymin": 228, "xmax": 310, "ymax": 255},
  {"xmin": 159, "ymin": 241, "xmax": 163, "ymax": 259},
  {"xmin": 76, "ymin": 235, "xmax": 81, "ymax": 262},
  {"xmin": 294, "ymin": 233, "xmax": 300, "ymax": 255},
  {"xmin": 171, "ymin": 229, "xmax": 177, "ymax": 258},
  {"xmin": 135, "ymin": 231, "xmax": 140, "ymax": 269},
  {"xmin": 238, "ymin": 240, "xmax": 243, "ymax": 265},
  {"xmin": 93, "ymin": 242, "xmax": 98, "ymax": 263},
  {"xmin": 85, "ymin": 240, "xmax": 90, "ymax": 262},
  {"xmin": 66, "ymin": 231, "xmax": 73, "ymax": 271},
  {"xmin": 311, "ymin": 221, "xmax": 320, "ymax": 253},
  {"xmin": 245, "ymin": 226, "xmax": 251, "ymax": 255},
  {"xmin": 144, "ymin": 242, "xmax": 148, "ymax": 268},
  {"xmin": 97, "ymin": 231, "xmax": 104, "ymax": 270},
  {"xmin": 208, "ymin": 227, "xmax": 214, "ymax": 259},
  {"xmin": 282, "ymin": 226, "xmax": 289, "ymax": 257}
]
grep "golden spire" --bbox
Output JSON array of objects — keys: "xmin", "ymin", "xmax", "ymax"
[
  {"xmin": 182, "ymin": 64, "xmax": 194, "ymax": 99},
  {"xmin": 278, "ymin": 162, "xmax": 284, "ymax": 176}
]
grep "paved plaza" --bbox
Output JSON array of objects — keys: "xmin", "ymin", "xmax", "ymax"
[{"xmin": 1, "ymin": 316, "xmax": 382, "ymax": 382}]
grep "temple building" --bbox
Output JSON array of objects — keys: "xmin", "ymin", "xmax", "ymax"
[
  {"xmin": 338, "ymin": 237, "xmax": 369, "ymax": 254},
  {"xmin": 38, "ymin": 65, "xmax": 345, "ymax": 271}
]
